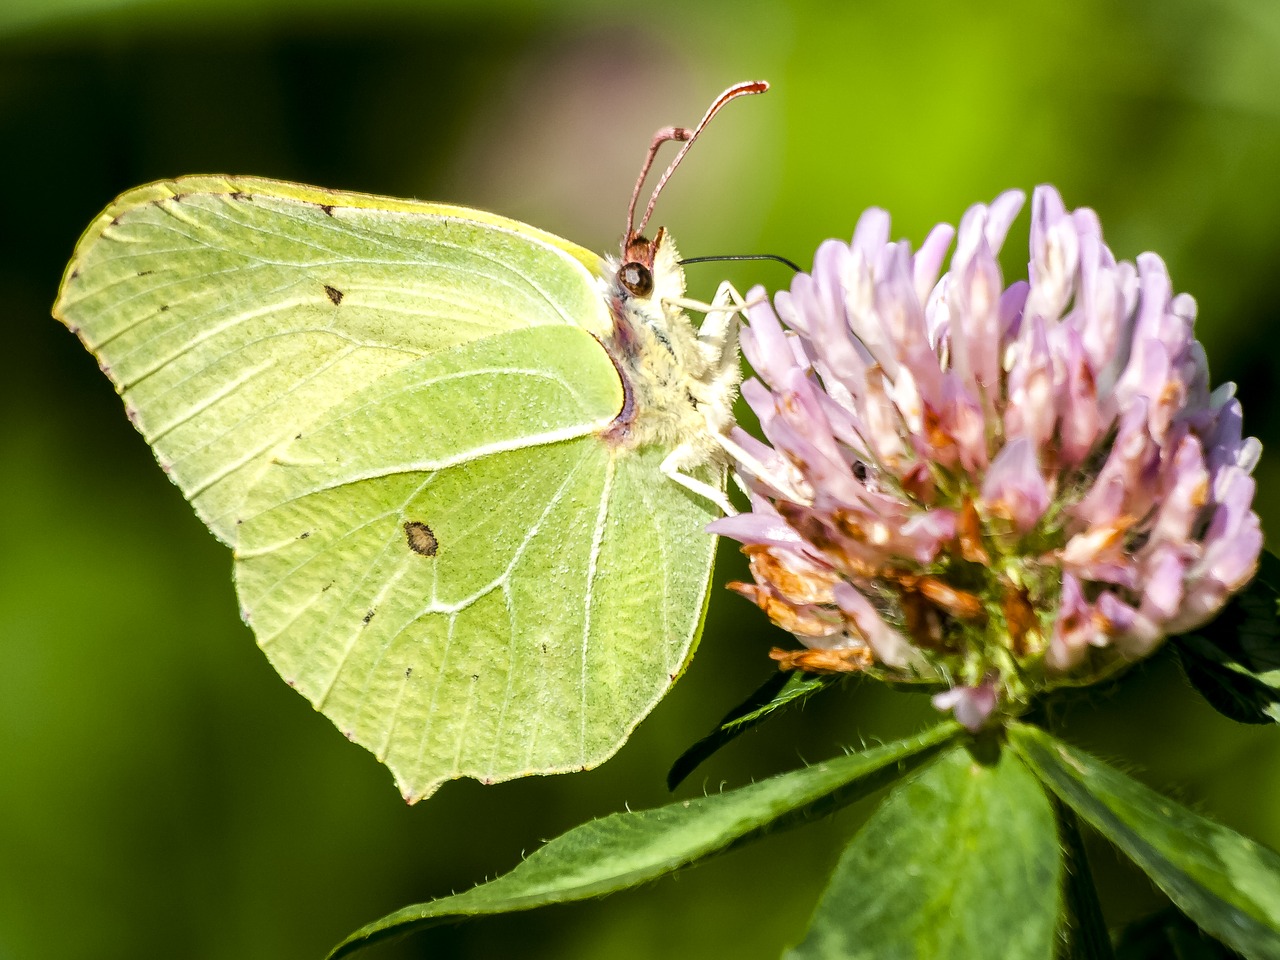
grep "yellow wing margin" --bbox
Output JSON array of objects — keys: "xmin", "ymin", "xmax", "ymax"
[{"xmin": 60, "ymin": 175, "xmax": 607, "ymax": 279}]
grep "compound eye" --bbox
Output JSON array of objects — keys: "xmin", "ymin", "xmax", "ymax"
[{"xmin": 619, "ymin": 262, "xmax": 654, "ymax": 297}]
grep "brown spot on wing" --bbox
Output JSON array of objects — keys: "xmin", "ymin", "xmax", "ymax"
[{"xmin": 404, "ymin": 520, "xmax": 438, "ymax": 557}]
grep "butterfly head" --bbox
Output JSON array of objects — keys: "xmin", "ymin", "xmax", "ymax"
[
  {"xmin": 618, "ymin": 233, "xmax": 657, "ymax": 298},
  {"xmin": 616, "ymin": 226, "xmax": 687, "ymax": 307}
]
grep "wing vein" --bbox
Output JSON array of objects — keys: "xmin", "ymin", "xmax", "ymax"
[{"xmin": 580, "ymin": 455, "xmax": 616, "ymax": 761}]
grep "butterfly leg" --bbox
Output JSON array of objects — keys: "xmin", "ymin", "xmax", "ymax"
[
  {"xmin": 697, "ymin": 281, "xmax": 745, "ymax": 403},
  {"xmin": 688, "ymin": 284, "xmax": 815, "ymax": 506},
  {"xmin": 656, "ymin": 281, "xmax": 748, "ymax": 517},
  {"xmin": 662, "ymin": 282, "xmax": 764, "ymax": 323},
  {"xmin": 693, "ymin": 280, "xmax": 744, "ymax": 349},
  {"xmin": 660, "ymin": 448, "xmax": 737, "ymax": 517}
]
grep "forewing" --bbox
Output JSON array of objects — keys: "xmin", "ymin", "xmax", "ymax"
[{"xmin": 52, "ymin": 176, "xmax": 610, "ymax": 542}]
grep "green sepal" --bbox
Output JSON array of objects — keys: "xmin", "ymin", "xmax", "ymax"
[
  {"xmin": 1009, "ymin": 724, "xmax": 1280, "ymax": 960},
  {"xmin": 786, "ymin": 739, "xmax": 1062, "ymax": 960},
  {"xmin": 1174, "ymin": 551, "xmax": 1280, "ymax": 725},
  {"xmin": 328, "ymin": 721, "xmax": 960, "ymax": 959},
  {"xmin": 666, "ymin": 670, "xmax": 840, "ymax": 790}
]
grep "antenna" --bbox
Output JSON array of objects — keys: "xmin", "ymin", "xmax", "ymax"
[
  {"xmin": 623, "ymin": 80, "xmax": 768, "ymax": 253},
  {"xmin": 679, "ymin": 253, "xmax": 802, "ymax": 273}
]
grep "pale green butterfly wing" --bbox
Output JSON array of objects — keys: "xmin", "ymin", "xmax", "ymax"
[
  {"xmin": 54, "ymin": 177, "xmax": 720, "ymax": 801},
  {"xmin": 54, "ymin": 177, "xmax": 610, "ymax": 541}
]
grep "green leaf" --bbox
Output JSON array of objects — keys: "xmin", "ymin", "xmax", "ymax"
[
  {"xmin": 1115, "ymin": 906, "xmax": 1245, "ymax": 960},
  {"xmin": 787, "ymin": 740, "xmax": 1061, "ymax": 960},
  {"xmin": 667, "ymin": 670, "xmax": 839, "ymax": 790},
  {"xmin": 1174, "ymin": 551, "xmax": 1280, "ymax": 725},
  {"xmin": 327, "ymin": 722, "xmax": 960, "ymax": 959},
  {"xmin": 1010, "ymin": 724, "xmax": 1280, "ymax": 960}
]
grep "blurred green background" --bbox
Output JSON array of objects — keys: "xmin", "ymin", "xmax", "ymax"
[{"xmin": 4, "ymin": 1, "xmax": 1280, "ymax": 957}]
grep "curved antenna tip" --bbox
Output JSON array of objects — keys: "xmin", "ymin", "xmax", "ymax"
[{"xmin": 624, "ymin": 80, "xmax": 770, "ymax": 253}]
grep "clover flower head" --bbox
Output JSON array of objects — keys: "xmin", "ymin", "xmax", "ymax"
[{"xmin": 713, "ymin": 186, "xmax": 1263, "ymax": 729}]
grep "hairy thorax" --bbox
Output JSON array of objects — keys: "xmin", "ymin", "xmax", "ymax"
[{"xmin": 595, "ymin": 232, "xmax": 739, "ymax": 469}]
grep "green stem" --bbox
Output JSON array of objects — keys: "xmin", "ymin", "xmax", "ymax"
[
  {"xmin": 1055, "ymin": 794, "xmax": 1114, "ymax": 959},
  {"xmin": 1020, "ymin": 699, "xmax": 1114, "ymax": 958}
]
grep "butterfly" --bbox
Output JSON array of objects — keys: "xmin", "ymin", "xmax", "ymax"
[{"xmin": 53, "ymin": 80, "xmax": 765, "ymax": 802}]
